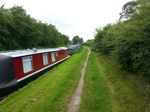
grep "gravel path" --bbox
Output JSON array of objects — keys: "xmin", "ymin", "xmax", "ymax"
[{"xmin": 67, "ymin": 48, "xmax": 90, "ymax": 112}]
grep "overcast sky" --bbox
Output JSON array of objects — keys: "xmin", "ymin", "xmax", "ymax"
[{"xmin": 0, "ymin": 0, "xmax": 131, "ymax": 41}]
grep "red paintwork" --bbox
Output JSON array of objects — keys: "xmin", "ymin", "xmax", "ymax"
[{"xmin": 12, "ymin": 49, "xmax": 68, "ymax": 80}]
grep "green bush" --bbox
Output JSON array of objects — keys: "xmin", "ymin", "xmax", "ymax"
[{"xmin": 93, "ymin": 0, "xmax": 150, "ymax": 76}]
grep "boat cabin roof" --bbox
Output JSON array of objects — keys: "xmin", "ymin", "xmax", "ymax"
[{"xmin": 0, "ymin": 47, "xmax": 68, "ymax": 58}]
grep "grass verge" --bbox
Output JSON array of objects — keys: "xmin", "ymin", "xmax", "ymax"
[
  {"xmin": 79, "ymin": 51, "xmax": 150, "ymax": 112},
  {"xmin": 0, "ymin": 47, "xmax": 88, "ymax": 112}
]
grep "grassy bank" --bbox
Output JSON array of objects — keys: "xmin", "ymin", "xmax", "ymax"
[
  {"xmin": 79, "ymin": 51, "xmax": 150, "ymax": 112},
  {"xmin": 0, "ymin": 47, "xmax": 88, "ymax": 112}
]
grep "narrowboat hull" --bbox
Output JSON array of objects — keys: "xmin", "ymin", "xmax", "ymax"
[
  {"xmin": 0, "ymin": 48, "xmax": 69, "ymax": 91},
  {"xmin": 0, "ymin": 55, "xmax": 69, "ymax": 99}
]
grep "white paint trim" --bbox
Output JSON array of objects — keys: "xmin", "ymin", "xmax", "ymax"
[{"xmin": 17, "ymin": 56, "xmax": 70, "ymax": 82}]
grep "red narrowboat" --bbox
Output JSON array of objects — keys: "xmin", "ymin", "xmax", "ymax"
[{"xmin": 0, "ymin": 47, "xmax": 69, "ymax": 90}]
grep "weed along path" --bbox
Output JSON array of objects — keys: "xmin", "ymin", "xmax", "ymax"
[{"xmin": 67, "ymin": 48, "xmax": 90, "ymax": 112}]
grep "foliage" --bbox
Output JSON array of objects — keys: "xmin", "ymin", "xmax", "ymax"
[
  {"xmin": 82, "ymin": 39, "xmax": 94, "ymax": 46},
  {"xmin": 119, "ymin": 0, "xmax": 138, "ymax": 19},
  {"xmin": 0, "ymin": 5, "xmax": 69, "ymax": 50},
  {"xmin": 92, "ymin": 24, "xmax": 113, "ymax": 53},
  {"xmin": 93, "ymin": 0, "xmax": 150, "ymax": 75},
  {"xmin": 72, "ymin": 35, "xmax": 83, "ymax": 44}
]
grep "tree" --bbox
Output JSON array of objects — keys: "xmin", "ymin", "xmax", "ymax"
[
  {"xmin": 92, "ymin": 0, "xmax": 150, "ymax": 75},
  {"xmin": 0, "ymin": 5, "xmax": 69, "ymax": 50},
  {"xmin": 119, "ymin": 0, "xmax": 138, "ymax": 19},
  {"xmin": 79, "ymin": 38, "xmax": 83, "ymax": 44},
  {"xmin": 0, "ymin": 4, "xmax": 4, "ymax": 9},
  {"xmin": 72, "ymin": 36, "xmax": 79, "ymax": 44},
  {"xmin": 93, "ymin": 24, "xmax": 112, "ymax": 52}
]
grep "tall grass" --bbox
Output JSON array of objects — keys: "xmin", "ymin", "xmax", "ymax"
[
  {"xmin": 79, "ymin": 51, "xmax": 111, "ymax": 112},
  {"xmin": 79, "ymin": 51, "xmax": 149, "ymax": 112},
  {"xmin": 0, "ymin": 47, "xmax": 88, "ymax": 112}
]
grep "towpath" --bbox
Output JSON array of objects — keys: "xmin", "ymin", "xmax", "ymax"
[{"xmin": 67, "ymin": 48, "xmax": 90, "ymax": 112}]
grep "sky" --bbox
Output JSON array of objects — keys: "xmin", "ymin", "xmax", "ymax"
[{"xmin": 0, "ymin": 0, "xmax": 131, "ymax": 41}]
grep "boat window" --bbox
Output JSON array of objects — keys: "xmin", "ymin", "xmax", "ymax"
[
  {"xmin": 22, "ymin": 56, "xmax": 33, "ymax": 73},
  {"xmin": 56, "ymin": 52, "xmax": 58, "ymax": 57},
  {"xmin": 51, "ymin": 52, "xmax": 56, "ymax": 62},
  {"xmin": 43, "ymin": 53, "xmax": 49, "ymax": 65}
]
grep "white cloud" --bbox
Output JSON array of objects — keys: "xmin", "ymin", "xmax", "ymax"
[{"xmin": 0, "ymin": 0, "xmax": 131, "ymax": 41}]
